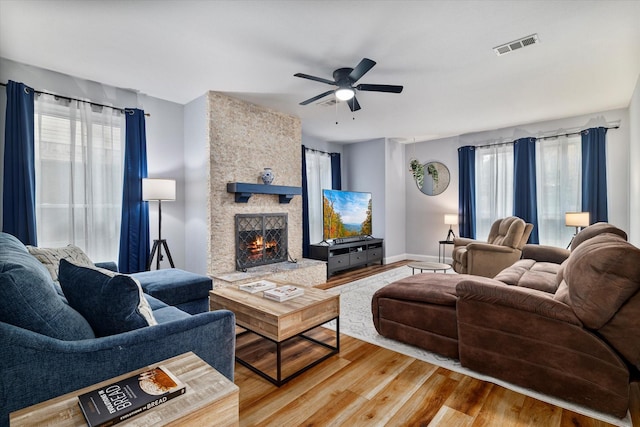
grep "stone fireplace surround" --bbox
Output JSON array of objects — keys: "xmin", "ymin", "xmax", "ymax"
[{"xmin": 205, "ymin": 92, "xmax": 325, "ymax": 287}]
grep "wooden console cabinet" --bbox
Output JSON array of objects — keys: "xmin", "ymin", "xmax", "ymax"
[{"xmin": 309, "ymin": 238, "xmax": 384, "ymax": 278}]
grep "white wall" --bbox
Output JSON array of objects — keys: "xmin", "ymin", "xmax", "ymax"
[
  {"xmin": 629, "ymin": 74, "xmax": 640, "ymax": 246},
  {"xmin": 302, "ymin": 132, "xmax": 343, "ymax": 157},
  {"xmin": 0, "ymin": 58, "xmax": 186, "ymax": 268},
  {"xmin": 183, "ymin": 94, "xmax": 209, "ymax": 274},
  {"xmin": 406, "ymin": 108, "xmax": 631, "ymax": 259}
]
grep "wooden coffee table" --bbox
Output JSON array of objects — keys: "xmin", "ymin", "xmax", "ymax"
[
  {"xmin": 210, "ymin": 283, "xmax": 339, "ymax": 386},
  {"xmin": 407, "ymin": 261, "xmax": 452, "ymax": 274},
  {"xmin": 10, "ymin": 352, "xmax": 239, "ymax": 426}
]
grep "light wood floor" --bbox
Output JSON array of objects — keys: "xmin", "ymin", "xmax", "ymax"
[
  {"xmin": 237, "ymin": 263, "xmax": 639, "ymax": 426},
  {"xmin": 236, "ymin": 330, "xmax": 640, "ymax": 426}
]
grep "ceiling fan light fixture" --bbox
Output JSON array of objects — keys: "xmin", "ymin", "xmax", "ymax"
[{"xmin": 335, "ymin": 87, "xmax": 355, "ymax": 101}]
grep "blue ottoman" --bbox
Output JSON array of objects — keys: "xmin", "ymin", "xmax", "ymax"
[{"xmin": 131, "ymin": 269, "xmax": 212, "ymax": 314}]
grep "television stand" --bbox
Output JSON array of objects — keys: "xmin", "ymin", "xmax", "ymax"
[{"xmin": 309, "ymin": 238, "xmax": 384, "ymax": 279}]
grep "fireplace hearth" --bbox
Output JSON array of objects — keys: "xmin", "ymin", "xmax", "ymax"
[{"xmin": 235, "ymin": 213, "xmax": 288, "ymax": 271}]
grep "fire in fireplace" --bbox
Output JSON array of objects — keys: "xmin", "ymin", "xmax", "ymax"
[{"xmin": 235, "ymin": 213, "xmax": 288, "ymax": 270}]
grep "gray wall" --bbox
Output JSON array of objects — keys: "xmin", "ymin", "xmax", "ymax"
[
  {"xmin": 183, "ymin": 94, "xmax": 208, "ymax": 274},
  {"xmin": 384, "ymin": 138, "xmax": 407, "ymax": 262},
  {"xmin": 0, "ymin": 58, "xmax": 186, "ymax": 268}
]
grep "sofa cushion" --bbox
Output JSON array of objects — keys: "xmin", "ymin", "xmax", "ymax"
[
  {"xmin": 27, "ymin": 244, "xmax": 94, "ymax": 282},
  {"xmin": 563, "ymin": 233, "xmax": 640, "ymax": 329},
  {"xmin": 58, "ymin": 259, "xmax": 157, "ymax": 337},
  {"xmin": 131, "ymin": 268, "xmax": 212, "ymax": 306},
  {"xmin": 494, "ymin": 259, "xmax": 561, "ymax": 293},
  {"xmin": 0, "ymin": 233, "xmax": 95, "ymax": 340}
]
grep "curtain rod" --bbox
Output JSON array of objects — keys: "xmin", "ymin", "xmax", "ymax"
[
  {"xmin": 304, "ymin": 146, "xmax": 337, "ymax": 156},
  {"xmin": 0, "ymin": 81, "xmax": 150, "ymax": 117},
  {"xmin": 474, "ymin": 124, "xmax": 619, "ymax": 149}
]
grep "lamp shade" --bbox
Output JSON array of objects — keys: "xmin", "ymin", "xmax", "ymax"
[
  {"xmin": 565, "ymin": 212, "xmax": 590, "ymax": 227},
  {"xmin": 142, "ymin": 178, "xmax": 176, "ymax": 201},
  {"xmin": 444, "ymin": 214, "xmax": 458, "ymax": 225}
]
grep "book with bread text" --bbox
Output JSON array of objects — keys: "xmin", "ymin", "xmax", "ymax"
[{"xmin": 77, "ymin": 366, "xmax": 185, "ymax": 427}]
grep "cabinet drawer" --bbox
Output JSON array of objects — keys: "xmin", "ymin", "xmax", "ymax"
[
  {"xmin": 350, "ymin": 252, "xmax": 367, "ymax": 265},
  {"xmin": 328, "ymin": 253, "xmax": 350, "ymax": 270},
  {"xmin": 367, "ymin": 249, "xmax": 382, "ymax": 262}
]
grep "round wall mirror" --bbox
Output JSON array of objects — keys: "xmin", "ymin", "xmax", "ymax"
[{"xmin": 411, "ymin": 160, "xmax": 450, "ymax": 196}]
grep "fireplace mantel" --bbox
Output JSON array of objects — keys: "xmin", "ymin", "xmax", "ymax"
[{"xmin": 226, "ymin": 182, "xmax": 302, "ymax": 203}]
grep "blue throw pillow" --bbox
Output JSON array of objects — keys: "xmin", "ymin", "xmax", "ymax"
[
  {"xmin": 0, "ymin": 233, "xmax": 95, "ymax": 340},
  {"xmin": 58, "ymin": 259, "xmax": 157, "ymax": 337}
]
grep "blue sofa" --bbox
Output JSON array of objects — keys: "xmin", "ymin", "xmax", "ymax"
[{"xmin": 0, "ymin": 232, "xmax": 236, "ymax": 426}]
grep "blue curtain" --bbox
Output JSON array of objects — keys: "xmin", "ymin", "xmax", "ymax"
[
  {"xmin": 118, "ymin": 109, "xmax": 149, "ymax": 273},
  {"xmin": 513, "ymin": 137, "xmax": 539, "ymax": 243},
  {"xmin": 331, "ymin": 152, "xmax": 341, "ymax": 190},
  {"xmin": 458, "ymin": 146, "xmax": 476, "ymax": 238},
  {"xmin": 2, "ymin": 80, "xmax": 37, "ymax": 245},
  {"xmin": 581, "ymin": 127, "xmax": 608, "ymax": 223},
  {"xmin": 301, "ymin": 146, "xmax": 310, "ymax": 258}
]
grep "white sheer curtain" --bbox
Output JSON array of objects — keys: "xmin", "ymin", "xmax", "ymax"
[
  {"xmin": 475, "ymin": 144, "xmax": 514, "ymax": 240},
  {"xmin": 34, "ymin": 94, "xmax": 125, "ymax": 261},
  {"xmin": 536, "ymin": 135, "xmax": 582, "ymax": 247},
  {"xmin": 305, "ymin": 148, "xmax": 332, "ymax": 244}
]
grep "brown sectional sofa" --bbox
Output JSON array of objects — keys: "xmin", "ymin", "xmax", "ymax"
[{"xmin": 371, "ymin": 223, "xmax": 639, "ymax": 418}]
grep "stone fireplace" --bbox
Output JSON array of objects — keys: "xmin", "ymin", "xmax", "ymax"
[
  {"xmin": 235, "ymin": 213, "xmax": 288, "ymax": 270},
  {"xmin": 204, "ymin": 92, "xmax": 326, "ymax": 287}
]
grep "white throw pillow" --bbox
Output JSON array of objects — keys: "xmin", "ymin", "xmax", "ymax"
[{"xmin": 27, "ymin": 244, "xmax": 94, "ymax": 282}]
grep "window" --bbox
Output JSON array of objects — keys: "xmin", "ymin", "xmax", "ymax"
[
  {"xmin": 474, "ymin": 136, "xmax": 582, "ymax": 247},
  {"xmin": 475, "ymin": 144, "xmax": 513, "ymax": 240},
  {"xmin": 536, "ymin": 135, "xmax": 581, "ymax": 247},
  {"xmin": 34, "ymin": 94, "xmax": 124, "ymax": 261},
  {"xmin": 304, "ymin": 149, "xmax": 332, "ymax": 244}
]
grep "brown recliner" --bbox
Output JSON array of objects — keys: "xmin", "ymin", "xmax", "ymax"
[
  {"xmin": 451, "ymin": 216, "xmax": 533, "ymax": 278},
  {"xmin": 456, "ymin": 231, "xmax": 640, "ymax": 418}
]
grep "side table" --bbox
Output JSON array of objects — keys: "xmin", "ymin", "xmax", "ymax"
[
  {"xmin": 10, "ymin": 352, "xmax": 239, "ymax": 427},
  {"xmin": 439, "ymin": 240, "xmax": 454, "ymax": 263}
]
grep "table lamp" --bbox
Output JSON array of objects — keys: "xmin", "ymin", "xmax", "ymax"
[
  {"xmin": 565, "ymin": 211, "xmax": 590, "ymax": 249},
  {"xmin": 444, "ymin": 214, "xmax": 458, "ymax": 242},
  {"xmin": 143, "ymin": 178, "xmax": 176, "ymax": 270}
]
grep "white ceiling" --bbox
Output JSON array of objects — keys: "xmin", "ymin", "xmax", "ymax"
[{"xmin": 1, "ymin": 0, "xmax": 639, "ymax": 143}]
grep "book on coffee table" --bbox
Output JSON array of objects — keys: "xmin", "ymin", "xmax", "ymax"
[
  {"xmin": 239, "ymin": 280, "xmax": 277, "ymax": 294},
  {"xmin": 77, "ymin": 365, "xmax": 185, "ymax": 427},
  {"xmin": 263, "ymin": 285, "xmax": 305, "ymax": 302}
]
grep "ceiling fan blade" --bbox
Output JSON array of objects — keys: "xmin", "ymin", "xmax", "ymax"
[
  {"xmin": 347, "ymin": 96, "xmax": 361, "ymax": 112},
  {"xmin": 299, "ymin": 90, "xmax": 335, "ymax": 105},
  {"xmin": 294, "ymin": 73, "xmax": 336, "ymax": 86},
  {"xmin": 356, "ymin": 84, "xmax": 404, "ymax": 93},
  {"xmin": 348, "ymin": 58, "xmax": 376, "ymax": 83}
]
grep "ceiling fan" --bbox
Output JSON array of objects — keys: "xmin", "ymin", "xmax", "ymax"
[{"xmin": 294, "ymin": 58, "xmax": 403, "ymax": 111}]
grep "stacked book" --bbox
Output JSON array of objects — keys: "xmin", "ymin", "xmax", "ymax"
[
  {"xmin": 238, "ymin": 280, "xmax": 277, "ymax": 293},
  {"xmin": 263, "ymin": 285, "xmax": 305, "ymax": 302}
]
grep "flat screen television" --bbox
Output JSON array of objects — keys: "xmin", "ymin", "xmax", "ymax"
[{"xmin": 322, "ymin": 189, "xmax": 372, "ymax": 240}]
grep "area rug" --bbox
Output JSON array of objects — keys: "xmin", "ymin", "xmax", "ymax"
[{"xmin": 323, "ymin": 266, "xmax": 632, "ymax": 427}]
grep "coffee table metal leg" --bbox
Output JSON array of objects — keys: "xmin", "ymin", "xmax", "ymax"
[{"xmin": 235, "ymin": 317, "xmax": 339, "ymax": 387}]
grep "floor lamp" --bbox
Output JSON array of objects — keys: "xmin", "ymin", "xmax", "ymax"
[
  {"xmin": 143, "ymin": 178, "xmax": 176, "ymax": 270},
  {"xmin": 565, "ymin": 212, "xmax": 590, "ymax": 249}
]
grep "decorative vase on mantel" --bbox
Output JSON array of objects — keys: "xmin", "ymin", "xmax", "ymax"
[{"xmin": 261, "ymin": 168, "xmax": 274, "ymax": 185}]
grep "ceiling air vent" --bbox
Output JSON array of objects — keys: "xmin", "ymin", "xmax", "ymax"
[
  {"xmin": 317, "ymin": 98, "xmax": 337, "ymax": 107},
  {"xmin": 493, "ymin": 34, "xmax": 539, "ymax": 56}
]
